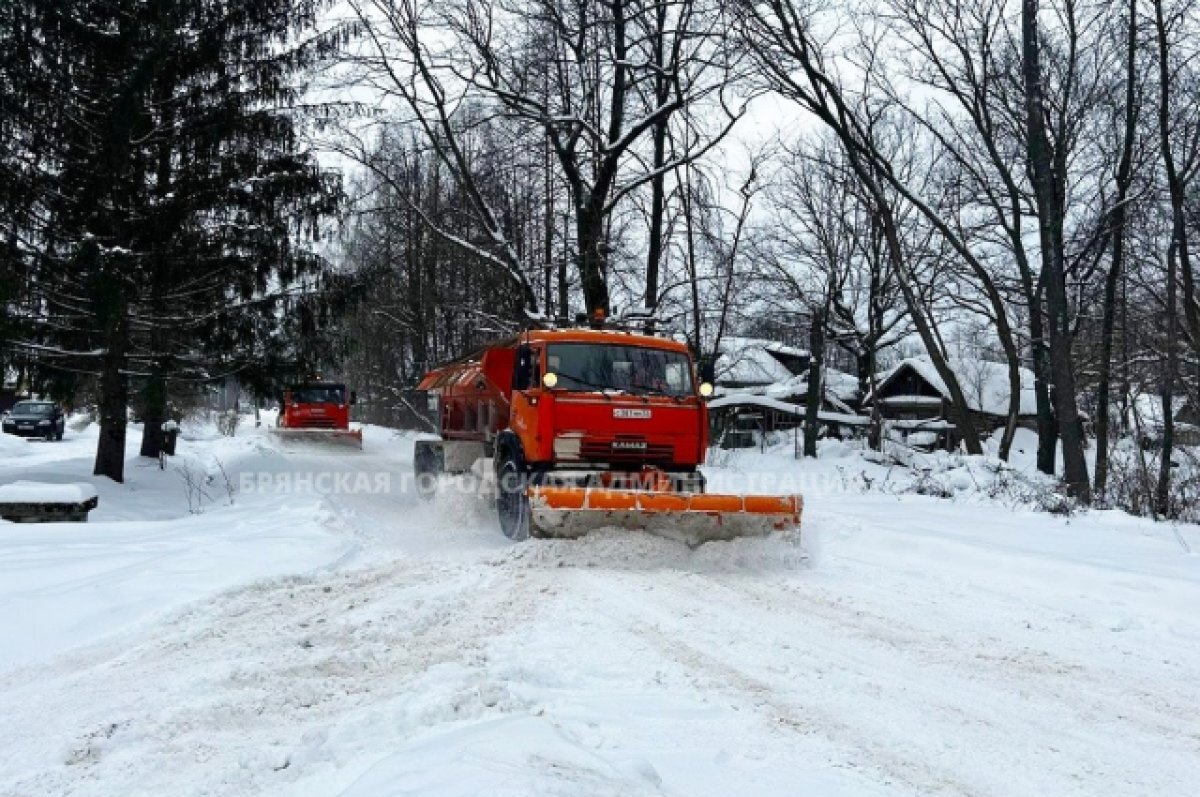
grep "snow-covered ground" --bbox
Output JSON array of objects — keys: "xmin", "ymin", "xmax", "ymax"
[{"xmin": 1, "ymin": 419, "xmax": 1198, "ymax": 796}]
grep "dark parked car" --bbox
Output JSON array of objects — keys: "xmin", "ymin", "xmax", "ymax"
[{"xmin": 2, "ymin": 400, "xmax": 66, "ymax": 440}]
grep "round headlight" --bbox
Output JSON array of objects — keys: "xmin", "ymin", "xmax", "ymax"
[
  {"xmin": 542, "ymin": 372, "xmax": 559, "ymax": 388},
  {"xmin": 698, "ymin": 382, "xmax": 714, "ymax": 397}
]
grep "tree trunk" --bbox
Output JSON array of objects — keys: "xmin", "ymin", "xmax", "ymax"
[
  {"xmin": 997, "ymin": 321, "xmax": 1022, "ymax": 461},
  {"xmin": 1154, "ymin": 0, "xmax": 1185, "ymax": 516},
  {"xmin": 1095, "ymin": 0, "xmax": 1138, "ymax": 500},
  {"xmin": 643, "ymin": 3, "xmax": 670, "ymax": 333},
  {"xmin": 559, "ymin": 209, "xmax": 570, "ymax": 318},
  {"xmin": 804, "ymin": 308, "xmax": 826, "ymax": 458},
  {"xmin": 1022, "ymin": 0, "xmax": 1090, "ymax": 501},
  {"xmin": 644, "ymin": 123, "xmax": 667, "ymax": 328},
  {"xmin": 682, "ymin": 166, "xmax": 703, "ymax": 354},
  {"xmin": 88, "ymin": 240, "xmax": 128, "ymax": 482},
  {"xmin": 577, "ymin": 203, "xmax": 610, "ymax": 316},
  {"xmin": 544, "ymin": 143, "xmax": 556, "ymax": 319},
  {"xmin": 94, "ymin": 350, "xmax": 128, "ymax": 482},
  {"xmin": 1019, "ymin": 267, "xmax": 1057, "ymax": 474},
  {"xmin": 1156, "ymin": 242, "xmax": 1179, "ymax": 517},
  {"xmin": 139, "ymin": 370, "xmax": 166, "ymax": 458}
]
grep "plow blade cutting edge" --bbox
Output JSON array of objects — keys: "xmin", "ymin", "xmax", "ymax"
[
  {"xmin": 269, "ymin": 428, "xmax": 363, "ymax": 449},
  {"xmin": 527, "ymin": 487, "xmax": 802, "ymax": 544}
]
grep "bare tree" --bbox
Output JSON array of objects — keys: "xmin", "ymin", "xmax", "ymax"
[
  {"xmin": 344, "ymin": 0, "xmax": 742, "ymax": 319},
  {"xmin": 734, "ymin": 0, "xmax": 989, "ymax": 454},
  {"xmin": 1021, "ymin": 0, "xmax": 1091, "ymax": 500}
]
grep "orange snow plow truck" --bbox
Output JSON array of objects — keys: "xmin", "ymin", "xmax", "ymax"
[
  {"xmin": 415, "ymin": 327, "xmax": 802, "ymax": 543},
  {"xmin": 272, "ymin": 382, "xmax": 363, "ymax": 448}
]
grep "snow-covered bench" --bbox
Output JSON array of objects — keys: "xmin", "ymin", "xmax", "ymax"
[{"xmin": 0, "ymin": 481, "xmax": 99, "ymax": 523}]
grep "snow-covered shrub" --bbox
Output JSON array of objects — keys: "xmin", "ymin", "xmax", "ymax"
[{"xmin": 907, "ymin": 469, "xmax": 955, "ymax": 499}]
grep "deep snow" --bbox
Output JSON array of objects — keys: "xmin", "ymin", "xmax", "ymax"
[{"xmin": 0, "ymin": 418, "xmax": 1197, "ymax": 796}]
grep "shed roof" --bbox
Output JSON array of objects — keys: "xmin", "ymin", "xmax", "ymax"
[{"xmin": 867, "ymin": 356, "xmax": 1037, "ymax": 416}]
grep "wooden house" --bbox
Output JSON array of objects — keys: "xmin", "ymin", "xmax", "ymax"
[{"xmin": 863, "ymin": 356, "xmax": 1037, "ymax": 450}]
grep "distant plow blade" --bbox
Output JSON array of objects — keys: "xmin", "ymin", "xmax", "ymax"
[
  {"xmin": 527, "ymin": 487, "xmax": 802, "ymax": 544},
  {"xmin": 269, "ymin": 427, "xmax": 363, "ymax": 449}
]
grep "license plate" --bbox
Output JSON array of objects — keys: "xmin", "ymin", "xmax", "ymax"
[
  {"xmin": 613, "ymin": 408, "xmax": 651, "ymax": 419},
  {"xmin": 309, "ymin": 408, "xmax": 325, "ymax": 414},
  {"xmin": 18, "ymin": 425, "xmax": 32, "ymax": 431}
]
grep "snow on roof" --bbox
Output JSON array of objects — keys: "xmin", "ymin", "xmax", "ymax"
[
  {"xmin": 879, "ymin": 395, "xmax": 945, "ymax": 405},
  {"xmin": 868, "ymin": 356, "xmax": 1037, "ymax": 417},
  {"xmin": 714, "ymin": 337, "xmax": 809, "ymax": 385},
  {"xmin": 707, "ymin": 394, "xmax": 870, "ymax": 426},
  {"xmin": 713, "ymin": 367, "xmax": 860, "ymax": 405},
  {"xmin": 822, "ymin": 369, "xmax": 862, "ymax": 404}
]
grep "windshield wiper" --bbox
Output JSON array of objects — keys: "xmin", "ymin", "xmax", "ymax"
[
  {"xmin": 555, "ymin": 372, "xmax": 623, "ymax": 398},
  {"xmin": 626, "ymin": 384, "xmax": 688, "ymax": 403}
]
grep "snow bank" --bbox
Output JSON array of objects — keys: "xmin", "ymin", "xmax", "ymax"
[
  {"xmin": 0, "ymin": 432, "xmax": 30, "ymax": 459},
  {"xmin": 0, "ymin": 499, "xmax": 355, "ymax": 673},
  {"xmin": 0, "ymin": 481, "xmax": 97, "ymax": 504},
  {"xmin": 0, "ymin": 421, "xmax": 356, "ymax": 673}
]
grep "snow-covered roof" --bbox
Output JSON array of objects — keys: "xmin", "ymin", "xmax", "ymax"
[
  {"xmin": 867, "ymin": 356, "xmax": 1037, "ymax": 417},
  {"xmin": 712, "ymin": 367, "xmax": 860, "ymax": 405},
  {"xmin": 879, "ymin": 395, "xmax": 944, "ymax": 405},
  {"xmin": 714, "ymin": 336, "xmax": 809, "ymax": 386},
  {"xmin": 707, "ymin": 394, "xmax": 870, "ymax": 426}
]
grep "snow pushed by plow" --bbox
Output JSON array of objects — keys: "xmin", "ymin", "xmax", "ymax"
[{"xmin": 2, "ymin": 424, "xmax": 1199, "ymax": 796}]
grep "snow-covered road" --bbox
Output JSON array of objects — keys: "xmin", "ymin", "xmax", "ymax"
[{"xmin": 1, "ymin": 422, "xmax": 1198, "ymax": 796}]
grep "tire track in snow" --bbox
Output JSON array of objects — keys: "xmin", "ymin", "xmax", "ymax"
[
  {"xmin": 571, "ymin": 567, "xmax": 1200, "ymax": 797},
  {"xmin": 714, "ymin": 573, "xmax": 1200, "ymax": 742},
  {"xmin": 0, "ymin": 556, "xmax": 546, "ymax": 797},
  {"xmin": 567, "ymin": 569, "xmax": 979, "ymax": 797}
]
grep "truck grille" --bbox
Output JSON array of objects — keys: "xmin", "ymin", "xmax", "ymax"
[
  {"xmin": 293, "ymin": 417, "xmax": 338, "ymax": 429},
  {"xmin": 580, "ymin": 438, "xmax": 674, "ymax": 462}
]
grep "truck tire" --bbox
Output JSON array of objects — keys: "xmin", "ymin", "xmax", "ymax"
[
  {"xmin": 496, "ymin": 453, "xmax": 530, "ymax": 541},
  {"xmin": 413, "ymin": 440, "xmax": 444, "ymax": 501}
]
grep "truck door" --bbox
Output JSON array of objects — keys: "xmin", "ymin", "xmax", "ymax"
[{"xmin": 509, "ymin": 344, "xmax": 544, "ymax": 459}]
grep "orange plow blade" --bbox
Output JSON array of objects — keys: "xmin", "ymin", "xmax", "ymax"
[
  {"xmin": 269, "ymin": 428, "xmax": 363, "ymax": 449},
  {"xmin": 527, "ymin": 486, "xmax": 802, "ymax": 544}
]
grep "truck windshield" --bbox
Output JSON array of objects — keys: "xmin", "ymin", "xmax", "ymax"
[
  {"xmin": 546, "ymin": 344, "xmax": 694, "ymax": 397},
  {"xmin": 292, "ymin": 386, "xmax": 345, "ymax": 404}
]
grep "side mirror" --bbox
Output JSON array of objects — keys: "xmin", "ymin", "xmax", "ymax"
[
  {"xmin": 698, "ymin": 356, "xmax": 716, "ymax": 385},
  {"xmin": 349, "ymin": 391, "xmax": 357, "ymax": 405}
]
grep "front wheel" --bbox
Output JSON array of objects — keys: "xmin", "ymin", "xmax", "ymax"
[
  {"xmin": 496, "ymin": 455, "xmax": 530, "ymax": 541},
  {"xmin": 413, "ymin": 440, "xmax": 443, "ymax": 501}
]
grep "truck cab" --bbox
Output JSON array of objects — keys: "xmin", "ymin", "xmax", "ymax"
[
  {"xmin": 418, "ymin": 329, "xmax": 712, "ymax": 473},
  {"xmin": 279, "ymin": 383, "xmax": 355, "ymax": 431}
]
